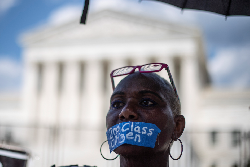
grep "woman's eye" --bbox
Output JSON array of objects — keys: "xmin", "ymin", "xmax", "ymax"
[
  {"xmin": 111, "ymin": 100, "xmax": 125, "ymax": 109},
  {"xmin": 139, "ymin": 98, "xmax": 157, "ymax": 107}
]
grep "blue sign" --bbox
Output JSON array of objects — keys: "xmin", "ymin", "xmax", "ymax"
[{"xmin": 106, "ymin": 122, "xmax": 161, "ymax": 153}]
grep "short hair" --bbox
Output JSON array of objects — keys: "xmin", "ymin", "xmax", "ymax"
[{"xmin": 160, "ymin": 76, "xmax": 181, "ymax": 116}]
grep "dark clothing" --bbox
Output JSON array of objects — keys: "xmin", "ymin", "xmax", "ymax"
[{"xmin": 51, "ymin": 165, "xmax": 97, "ymax": 167}]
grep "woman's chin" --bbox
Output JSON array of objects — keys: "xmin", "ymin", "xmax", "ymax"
[{"xmin": 114, "ymin": 144, "xmax": 154, "ymax": 157}]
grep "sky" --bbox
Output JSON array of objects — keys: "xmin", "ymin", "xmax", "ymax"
[{"xmin": 0, "ymin": 0, "xmax": 250, "ymax": 93}]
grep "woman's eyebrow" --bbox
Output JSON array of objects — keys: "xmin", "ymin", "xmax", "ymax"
[
  {"xmin": 111, "ymin": 91, "xmax": 125, "ymax": 99},
  {"xmin": 139, "ymin": 90, "xmax": 164, "ymax": 102}
]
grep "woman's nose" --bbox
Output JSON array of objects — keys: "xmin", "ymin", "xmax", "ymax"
[{"xmin": 119, "ymin": 103, "xmax": 139, "ymax": 121}]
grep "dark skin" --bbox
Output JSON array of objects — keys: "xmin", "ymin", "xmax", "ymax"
[{"xmin": 106, "ymin": 72, "xmax": 185, "ymax": 167}]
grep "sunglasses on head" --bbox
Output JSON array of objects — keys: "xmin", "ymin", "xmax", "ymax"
[{"xmin": 110, "ymin": 63, "xmax": 179, "ymax": 101}]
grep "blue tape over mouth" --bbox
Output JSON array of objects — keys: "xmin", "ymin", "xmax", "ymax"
[{"xmin": 106, "ymin": 122, "xmax": 161, "ymax": 153}]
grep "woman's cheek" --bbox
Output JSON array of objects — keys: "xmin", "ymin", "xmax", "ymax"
[{"xmin": 106, "ymin": 111, "xmax": 119, "ymax": 128}]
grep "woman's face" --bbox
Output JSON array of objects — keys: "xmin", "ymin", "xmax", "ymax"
[{"xmin": 106, "ymin": 73, "xmax": 176, "ymax": 157}]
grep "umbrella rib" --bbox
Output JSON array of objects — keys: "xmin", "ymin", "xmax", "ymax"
[
  {"xmin": 221, "ymin": 0, "xmax": 231, "ymax": 20},
  {"xmin": 221, "ymin": 0, "xmax": 231, "ymax": 16},
  {"xmin": 226, "ymin": 0, "xmax": 232, "ymax": 16},
  {"xmin": 182, "ymin": 0, "xmax": 188, "ymax": 9}
]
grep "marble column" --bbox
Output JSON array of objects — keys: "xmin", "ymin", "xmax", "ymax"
[
  {"xmin": 59, "ymin": 61, "xmax": 80, "ymax": 128},
  {"xmin": 22, "ymin": 61, "xmax": 39, "ymax": 126},
  {"xmin": 180, "ymin": 56, "xmax": 199, "ymax": 124},
  {"xmin": 22, "ymin": 61, "xmax": 41, "ymax": 146},
  {"xmin": 39, "ymin": 62, "xmax": 58, "ymax": 126},
  {"xmin": 81, "ymin": 60, "xmax": 103, "ymax": 129}
]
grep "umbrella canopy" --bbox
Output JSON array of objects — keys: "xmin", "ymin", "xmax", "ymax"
[
  {"xmin": 149, "ymin": 0, "xmax": 250, "ymax": 16},
  {"xmin": 80, "ymin": 0, "xmax": 250, "ymax": 24}
]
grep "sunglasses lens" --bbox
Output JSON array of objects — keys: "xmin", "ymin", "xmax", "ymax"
[
  {"xmin": 141, "ymin": 64, "xmax": 162, "ymax": 71},
  {"xmin": 113, "ymin": 67, "xmax": 134, "ymax": 76}
]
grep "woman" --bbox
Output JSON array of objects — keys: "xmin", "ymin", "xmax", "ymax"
[{"xmin": 103, "ymin": 63, "xmax": 185, "ymax": 167}]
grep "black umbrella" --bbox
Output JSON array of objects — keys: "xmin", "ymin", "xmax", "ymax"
[
  {"xmin": 80, "ymin": 0, "xmax": 250, "ymax": 24},
  {"xmin": 152, "ymin": 0, "xmax": 250, "ymax": 17}
]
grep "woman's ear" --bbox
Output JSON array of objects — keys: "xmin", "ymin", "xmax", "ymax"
[{"xmin": 172, "ymin": 115, "xmax": 185, "ymax": 141}]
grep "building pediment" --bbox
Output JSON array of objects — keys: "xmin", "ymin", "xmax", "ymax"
[{"xmin": 21, "ymin": 10, "xmax": 199, "ymax": 47}]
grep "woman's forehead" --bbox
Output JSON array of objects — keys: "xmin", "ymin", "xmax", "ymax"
[{"xmin": 113, "ymin": 73, "xmax": 165, "ymax": 96}]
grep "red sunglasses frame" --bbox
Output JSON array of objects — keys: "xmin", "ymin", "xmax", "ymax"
[{"xmin": 110, "ymin": 63, "xmax": 179, "ymax": 101}]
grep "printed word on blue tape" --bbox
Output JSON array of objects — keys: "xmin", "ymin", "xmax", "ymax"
[{"xmin": 106, "ymin": 122, "xmax": 161, "ymax": 153}]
